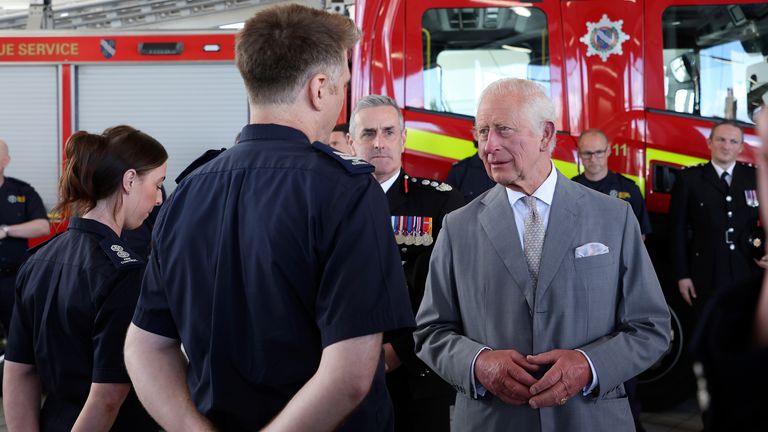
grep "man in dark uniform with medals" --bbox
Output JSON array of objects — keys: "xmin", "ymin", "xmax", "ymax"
[
  {"xmin": 570, "ymin": 129, "xmax": 651, "ymax": 431},
  {"xmin": 671, "ymin": 120, "xmax": 766, "ymax": 314},
  {"xmin": 0, "ymin": 138, "xmax": 49, "ymax": 339},
  {"xmin": 124, "ymin": 6, "xmax": 414, "ymax": 431},
  {"xmin": 571, "ymin": 129, "xmax": 652, "ymax": 239},
  {"xmin": 349, "ymin": 94, "xmax": 464, "ymax": 432}
]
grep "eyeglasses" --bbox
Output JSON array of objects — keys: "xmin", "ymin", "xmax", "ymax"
[
  {"xmin": 579, "ymin": 148, "xmax": 609, "ymax": 159},
  {"xmin": 472, "ymin": 125, "xmax": 515, "ymax": 142}
]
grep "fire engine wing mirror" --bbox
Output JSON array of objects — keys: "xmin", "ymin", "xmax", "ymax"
[{"xmin": 669, "ymin": 55, "xmax": 692, "ymax": 83}]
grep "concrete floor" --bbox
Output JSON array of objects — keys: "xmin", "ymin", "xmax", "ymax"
[
  {"xmin": 641, "ymin": 397, "xmax": 704, "ymax": 432},
  {"xmin": 0, "ymin": 397, "xmax": 702, "ymax": 432}
]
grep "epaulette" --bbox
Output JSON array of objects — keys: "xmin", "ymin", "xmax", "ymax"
[
  {"xmin": 175, "ymin": 148, "xmax": 227, "ymax": 184},
  {"xmin": 682, "ymin": 163, "xmax": 706, "ymax": 170},
  {"xmin": 737, "ymin": 161, "xmax": 756, "ymax": 169},
  {"xmin": 617, "ymin": 173, "xmax": 637, "ymax": 183},
  {"xmin": 27, "ymin": 232, "xmax": 64, "ymax": 255},
  {"xmin": 406, "ymin": 174, "xmax": 454, "ymax": 192},
  {"xmin": 98, "ymin": 238, "xmax": 144, "ymax": 270},
  {"xmin": 312, "ymin": 141, "xmax": 373, "ymax": 174}
]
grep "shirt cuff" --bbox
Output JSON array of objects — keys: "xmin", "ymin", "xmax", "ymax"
[
  {"xmin": 470, "ymin": 346, "xmax": 491, "ymax": 398},
  {"xmin": 575, "ymin": 349, "xmax": 599, "ymax": 395}
]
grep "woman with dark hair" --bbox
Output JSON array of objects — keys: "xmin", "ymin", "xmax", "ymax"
[{"xmin": 2, "ymin": 125, "xmax": 167, "ymax": 431}]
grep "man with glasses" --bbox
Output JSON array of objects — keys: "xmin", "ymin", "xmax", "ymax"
[
  {"xmin": 572, "ymin": 129, "xmax": 652, "ymax": 240},
  {"xmin": 349, "ymin": 94, "xmax": 464, "ymax": 432},
  {"xmin": 670, "ymin": 120, "xmax": 765, "ymax": 313},
  {"xmin": 571, "ymin": 129, "xmax": 651, "ymax": 431}
]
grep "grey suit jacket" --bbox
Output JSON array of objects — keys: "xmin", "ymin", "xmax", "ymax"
[{"xmin": 414, "ymin": 171, "xmax": 671, "ymax": 431}]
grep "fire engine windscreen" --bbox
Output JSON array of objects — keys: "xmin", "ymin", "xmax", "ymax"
[
  {"xmin": 662, "ymin": 4, "xmax": 768, "ymax": 124},
  {"xmin": 420, "ymin": 7, "xmax": 550, "ymax": 117}
]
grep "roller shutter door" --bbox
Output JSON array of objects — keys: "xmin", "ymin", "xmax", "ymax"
[
  {"xmin": 76, "ymin": 63, "xmax": 248, "ymax": 194},
  {"xmin": 0, "ymin": 66, "xmax": 60, "ymax": 210}
]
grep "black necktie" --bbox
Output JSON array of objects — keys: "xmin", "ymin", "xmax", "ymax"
[{"xmin": 720, "ymin": 171, "xmax": 730, "ymax": 189}]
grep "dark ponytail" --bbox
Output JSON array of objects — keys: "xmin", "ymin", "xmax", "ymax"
[{"xmin": 54, "ymin": 125, "xmax": 168, "ymax": 219}]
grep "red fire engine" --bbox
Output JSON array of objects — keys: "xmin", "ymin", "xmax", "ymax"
[
  {"xmin": 1, "ymin": 0, "xmax": 767, "ymax": 409},
  {"xmin": 351, "ymin": 0, "xmax": 768, "ymax": 410}
]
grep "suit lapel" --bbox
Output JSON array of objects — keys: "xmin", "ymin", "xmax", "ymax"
[
  {"xmin": 479, "ymin": 184, "xmax": 534, "ymax": 310},
  {"xmin": 535, "ymin": 172, "xmax": 581, "ymax": 302}
]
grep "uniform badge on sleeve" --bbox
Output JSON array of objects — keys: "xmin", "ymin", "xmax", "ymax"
[{"xmin": 99, "ymin": 239, "xmax": 143, "ymax": 269}]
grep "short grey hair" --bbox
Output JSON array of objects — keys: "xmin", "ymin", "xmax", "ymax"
[
  {"xmin": 478, "ymin": 78, "xmax": 557, "ymax": 153},
  {"xmin": 349, "ymin": 94, "xmax": 404, "ymax": 137}
]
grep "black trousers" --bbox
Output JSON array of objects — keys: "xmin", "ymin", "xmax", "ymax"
[
  {"xmin": 387, "ymin": 367, "xmax": 453, "ymax": 432},
  {"xmin": 0, "ymin": 272, "xmax": 16, "ymax": 337}
]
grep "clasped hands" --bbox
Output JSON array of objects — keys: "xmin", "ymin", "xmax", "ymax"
[{"xmin": 474, "ymin": 349, "xmax": 592, "ymax": 409}]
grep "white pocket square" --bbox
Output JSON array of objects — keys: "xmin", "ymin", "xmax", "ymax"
[{"xmin": 575, "ymin": 242, "xmax": 609, "ymax": 258}]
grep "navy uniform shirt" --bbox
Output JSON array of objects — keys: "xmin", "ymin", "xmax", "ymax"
[
  {"xmin": 0, "ymin": 176, "xmax": 47, "ymax": 269},
  {"xmin": 132, "ymin": 124, "xmax": 415, "ymax": 431},
  {"xmin": 572, "ymin": 171, "xmax": 652, "ymax": 235},
  {"xmin": 446, "ymin": 153, "xmax": 495, "ymax": 204},
  {"xmin": 6, "ymin": 218, "xmax": 157, "ymax": 432}
]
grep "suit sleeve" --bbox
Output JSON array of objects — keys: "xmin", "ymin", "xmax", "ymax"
[
  {"xmin": 414, "ymin": 214, "xmax": 487, "ymax": 398},
  {"xmin": 578, "ymin": 203, "xmax": 671, "ymax": 397},
  {"xmin": 670, "ymin": 171, "xmax": 691, "ymax": 281}
]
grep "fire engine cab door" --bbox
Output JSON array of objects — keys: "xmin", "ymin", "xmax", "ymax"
[
  {"xmin": 402, "ymin": 0, "xmax": 570, "ymax": 177},
  {"xmin": 76, "ymin": 63, "xmax": 247, "ymax": 193},
  {"xmin": 0, "ymin": 66, "xmax": 60, "ymax": 210}
]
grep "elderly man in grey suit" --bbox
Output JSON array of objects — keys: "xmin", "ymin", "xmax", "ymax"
[{"xmin": 414, "ymin": 78, "xmax": 671, "ymax": 431}]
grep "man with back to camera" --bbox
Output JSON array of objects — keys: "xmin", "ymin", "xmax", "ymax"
[
  {"xmin": 671, "ymin": 120, "xmax": 766, "ymax": 313},
  {"xmin": 414, "ymin": 78, "xmax": 671, "ymax": 431},
  {"xmin": 348, "ymin": 94, "xmax": 464, "ymax": 431},
  {"xmin": 123, "ymin": 5, "xmax": 414, "ymax": 431},
  {"xmin": 571, "ymin": 129, "xmax": 652, "ymax": 240},
  {"xmin": 0, "ymin": 139, "xmax": 49, "ymax": 338}
]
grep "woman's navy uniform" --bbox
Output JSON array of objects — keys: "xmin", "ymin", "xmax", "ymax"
[
  {"xmin": 132, "ymin": 124, "xmax": 414, "ymax": 431},
  {"xmin": 5, "ymin": 218, "xmax": 158, "ymax": 431}
]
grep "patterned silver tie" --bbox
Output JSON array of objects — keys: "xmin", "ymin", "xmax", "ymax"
[{"xmin": 523, "ymin": 196, "xmax": 545, "ymax": 286}]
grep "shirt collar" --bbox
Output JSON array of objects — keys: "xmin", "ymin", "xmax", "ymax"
[
  {"xmin": 379, "ymin": 170, "xmax": 401, "ymax": 193},
  {"xmin": 711, "ymin": 161, "xmax": 735, "ymax": 178},
  {"xmin": 238, "ymin": 123, "xmax": 311, "ymax": 144},
  {"xmin": 68, "ymin": 217, "xmax": 120, "ymax": 240},
  {"xmin": 506, "ymin": 161, "xmax": 558, "ymax": 206}
]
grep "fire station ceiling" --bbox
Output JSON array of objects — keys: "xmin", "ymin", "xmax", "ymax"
[{"xmin": 0, "ymin": 0, "xmax": 331, "ymax": 30}]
